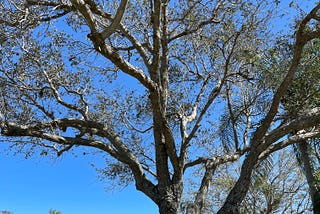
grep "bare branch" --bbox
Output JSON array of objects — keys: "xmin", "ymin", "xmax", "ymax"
[
  {"xmin": 37, "ymin": 60, "xmax": 88, "ymax": 119},
  {"xmin": 71, "ymin": 0, "xmax": 98, "ymax": 32},
  {"xmin": 169, "ymin": 18, "xmax": 220, "ymax": 43},
  {"xmin": 226, "ymin": 85, "xmax": 239, "ymax": 150},
  {"xmin": 70, "ymin": 1, "xmax": 156, "ymax": 91},
  {"xmin": 184, "ymin": 157, "xmax": 207, "ymax": 172},
  {"xmin": 83, "ymin": 0, "xmax": 151, "ymax": 67},
  {"xmin": 39, "ymin": 9, "xmax": 71, "ymax": 22},
  {"xmin": 260, "ymin": 130, "xmax": 320, "ymax": 160},
  {"xmin": 118, "ymin": 24, "xmax": 152, "ymax": 69},
  {"xmin": 100, "ymin": 0, "xmax": 128, "ymax": 39},
  {"xmin": 57, "ymin": 144, "xmax": 73, "ymax": 156},
  {"xmin": 169, "ymin": 1, "xmax": 222, "ymax": 43},
  {"xmin": 179, "ymin": 77, "xmax": 210, "ymax": 167},
  {"xmin": 266, "ymin": 107, "xmax": 320, "ymax": 145},
  {"xmin": 184, "ymin": 150, "xmax": 245, "ymax": 172},
  {"xmin": 121, "ymin": 112, "xmax": 153, "ymax": 133},
  {"xmin": 185, "ymin": 78, "xmax": 225, "ymax": 145}
]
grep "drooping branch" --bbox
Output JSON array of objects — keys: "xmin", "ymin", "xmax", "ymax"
[
  {"xmin": 0, "ymin": 120, "xmax": 118, "ymax": 156},
  {"xmin": 24, "ymin": 53, "xmax": 89, "ymax": 119},
  {"xmin": 0, "ymin": 119, "xmax": 160, "ymax": 203}
]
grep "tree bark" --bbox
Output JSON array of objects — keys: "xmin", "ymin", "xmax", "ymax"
[
  {"xmin": 185, "ymin": 161, "xmax": 217, "ymax": 214},
  {"xmin": 157, "ymin": 183, "xmax": 183, "ymax": 214},
  {"xmin": 297, "ymin": 140, "xmax": 320, "ymax": 214},
  {"xmin": 217, "ymin": 151, "xmax": 259, "ymax": 214},
  {"xmin": 159, "ymin": 200, "xmax": 179, "ymax": 214}
]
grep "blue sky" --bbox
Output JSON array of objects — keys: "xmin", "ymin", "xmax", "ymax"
[{"xmin": 0, "ymin": 147, "xmax": 158, "ymax": 214}]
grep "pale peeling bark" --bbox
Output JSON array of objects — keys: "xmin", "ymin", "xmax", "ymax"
[{"xmin": 71, "ymin": 0, "xmax": 156, "ymax": 91}]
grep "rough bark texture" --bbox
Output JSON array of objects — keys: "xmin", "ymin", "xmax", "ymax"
[
  {"xmin": 217, "ymin": 151, "xmax": 258, "ymax": 214},
  {"xmin": 158, "ymin": 183, "xmax": 183, "ymax": 214},
  {"xmin": 186, "ymin": 161, "xmax": 217, "ymax": 214},
  {"xmin": 298, "ymin": 141, "xmax": 320, "ymax": 214}
]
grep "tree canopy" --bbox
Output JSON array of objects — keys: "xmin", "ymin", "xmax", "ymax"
[{"xmin": 1, "ymin": 0, "xmax": 320, "ymax": 213}]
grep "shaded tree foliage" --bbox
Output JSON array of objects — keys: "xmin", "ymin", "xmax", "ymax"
[
  {"xmin": 1, "ymin": 1, "xmax": 320, "ymax": 213},
  {"xmin": 281, "ymin": 38, "xmax": 320, "ymax": 213}
]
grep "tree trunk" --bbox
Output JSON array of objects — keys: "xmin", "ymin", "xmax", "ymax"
[
  {"xmin": 314, "ymin": 192, "xmax": 320, "ymax": 214},
  {"xmin": 185, "ymin": 204, "xmax": 201, "ymax": 214},
  {"xmin": 185, "ymin": 162, "xmax": 217, "ymax": 214},
  {"xmin": 217, "ymin": 152, "xmax": 259, "ymax": 214},
  {"xmin": 159, "ymin": 200, "xmax": 179, "ymax": 214},
  {"xmin": 157, "ymin": 183, "xmax": 183, "ymax": 214},
  {"xmin": 297, "ymin": 140, "xmax": 320, "ymax": 214}
]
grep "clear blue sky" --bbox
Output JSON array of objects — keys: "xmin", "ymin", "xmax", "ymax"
[{"xmin": 0, "ymin": 145, "xmax": 158, "ymax": 214}]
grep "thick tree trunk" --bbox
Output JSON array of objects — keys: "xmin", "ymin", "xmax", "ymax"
[
  {"xmin": 297, "ymin": 140, "xmax": 320, "ymax": 214},
  {"xmin": 159, "ymin": 200, "xmax": 179, "ymax": 214},
  {"xmin": 185, "ymin": 204, "xmax": 201, "ymax": 214},
  {"xmin": 157, "ymin": 183, "xmax": 183, "ymax": 214},
  {"xmin": 314, "ymin": 193, "xmax": 320, "ymax": 214}
]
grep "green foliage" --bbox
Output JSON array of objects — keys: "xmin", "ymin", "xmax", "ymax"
[
  {"xmin": 49, "ymin": 209, "xmax": 62, "ymax": 214},
  {"xmin": 282, "ymin": 39, "xmax": 320, "ymax": 116}
]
